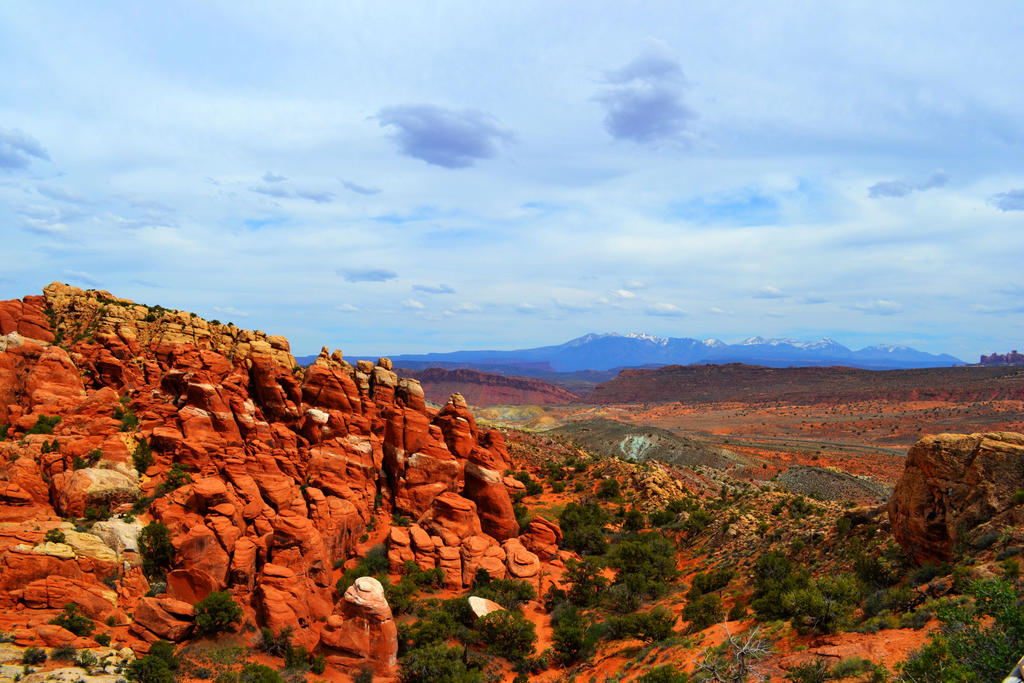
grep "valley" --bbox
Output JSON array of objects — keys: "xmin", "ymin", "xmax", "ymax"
[{"xmin": 1, "ymin": 283, "xmax": 1023, "ymax": 682}]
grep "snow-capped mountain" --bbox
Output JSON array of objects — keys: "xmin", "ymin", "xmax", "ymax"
[{"xmin": 381, "ymin": 333, "xmax": 964, "ymax": 372}]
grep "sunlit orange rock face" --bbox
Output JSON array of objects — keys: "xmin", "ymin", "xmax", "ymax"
[
  {"xmin": 0, "ymin": 282, "xmax": 544, "ymax": 676},
  {"xmin": 888, "ymin": 431, "xmax": 1024, "ymax": 564}
]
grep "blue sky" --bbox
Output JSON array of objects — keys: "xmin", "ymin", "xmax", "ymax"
[{"xmin": 1, "ymin": 2, "xmax": 1023, "ymax": 360}]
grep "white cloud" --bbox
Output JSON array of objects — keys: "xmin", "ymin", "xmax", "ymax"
[
  {"xmin": 646, "ymin": 302, "xmax": 685, "ymax": 316},
  {"xmin": 853, "ymin": 299, "xmax": 903, "ymax": 315},
  {"xmin": 754, "ymin": 286, "xmax": 786, "ymax": 299},
  {"xmin": 402, "ymin": 298, "xmax": 425, "ymax": 310}
]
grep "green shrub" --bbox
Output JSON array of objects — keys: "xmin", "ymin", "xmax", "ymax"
[
  {"xmin": 784, "ymin": 659, "xmax": 830, "ymax": 682},
  {"xmin": 0, "ymin": 424, "xmax": 8, "ymax": 440},
  {"xmin": 559, "ymin": 502, "xmax": 610, "ymax": 555},
  {"xmin": 901, "ymin": 578, "xmax": 1024, "ymax": 681},
  {"xmin": 284, "ymin": 642, "xmax": 309, "ymax": 669},
  {"xmin": 336, "ymin": 544, "xmax": 389, "ymax": 593},
  {"xmin": 751, "ymin": 550, "xmax": 809, "ymax": 621},
  {"xmin": 682, "ymin": 507, "xmax": 713, "ymax": 536},
  {"xmin": 782, "ymin": 574, "xmax": 861, "ymax": 635},
  {"xmin": 622, "ymin": 507, "xmax": 646, "ymax": 531},
  {"xmin": 476, "ymin": 610, "xmax": 537, "ymax": 661},
  {"xmin": 84, "ymin": 504, "xmax": 111, "ymax": 521},
  {"xmin": 831, "ymin": 657, "xmax": 874, "ymax": 678},
  {"xmin": 133, "ymin": 436, "xmax": 154, "ymax": 473},
  {"xmin": 1014, "ymin": 489, "xmax": 1024, "ymax": 505},
  {"xmin": 95, "ymin": 632, "xmax": 111, "ymax": 646},
  {"xmin": 564, "ymin": 557, "xmax": 608, "ymax": 607},
  {"xmin": 194, "ymin": 590, "xmax": 243, "ymax": 636},
  {"xmin": 597, "ymin": 478, "xmax": 621, "ymax": 499},
  {"xmin": 116, "ymin": 407, "xmax": 139, "ymax": 432},
  {"xmin": 147, "ymin": 640, "xmax": 178, "ymax": 670},
  {"xmin": 399, "ymin": 644, "xmax": 483, "ymax": 683},
  {"xmin": 238, "ymin": 663, "xmax": 284, "ymax": 683},
  {"xmin": 683, "ymin": 593, "xmax": 724, "ymax": 632},
  {"xmin": 727, "ymin": 602, "xmax": 748, "ymax": 621},
  {"xmin": 513, "ymin": 471, "xmax": 543, "ymax": 496},
  {"xmin": 607, "ymin": 531, "xmax": 678, "ymax": 599},
  {"xmin": 637, "ymin": 665, "xmax": 690, "ymax": 682},
  {"xmin": 550, "ymin": 606, "xmax": 597, "ymax": 665},
  {"xmin": 50, "ymin": 644, "xmax": 77, "ymax": 660},
  {"xmin": 44, "ymin": 528, "xmax": 66, "ymax": 544},
  {"xmin": 139, "ymin": 521, "xmax": 174, "ymax": 579},
  {"xmin": 687, "ymin": 568, "xmax": 734, "ymax": 599},
  {"xmin": 604, "ymin": 583, "xmax": 641, "ymax": 614},
  {"xmin": 126, "ymin": 655, "xmax": 175, "ymax": 679},
  {"xmin": 49, "ymin": 602, "xmax": 94, "ymax": 636},
  {"xmin": 472, "ymin": 578, "xmax": 537, "ymax": 611},
  {"xmin": 159, "ymin": 463, "xmax": 191, "ymax": 494},
  {"xmin": 27, "ymin": 415, "xmax": 61, "ymax": 435},
  {"xmin": 259, "ymin": 626, "xmax": 293, "ymax": 658},
  {"xmin": 607, "ymin": 606, "xmax": 676, "ymax": 642},
  {"xmin": 75, "ymin": 649, "xmax": 98, "ymax": 668},
  {"xmin": 648, "ymin": 508, "xmax": 677, "ymax": 527},
  {"xmin": 1001, "ymin": 557, "xmax": 1020, "ymax": 579},
  {"xmin": 311, "ymin": 654, "xmax": 327, "ymax": 674},
  {"xmin": 22, "ymin": 646, "xmax": 46, "ymax": 665},
  {"xmin": 855, "ymin": 553, "xmax": 900, "ymax": 589}
]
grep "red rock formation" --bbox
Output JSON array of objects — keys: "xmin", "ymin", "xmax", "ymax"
[
  {"xmin": 400, "ymin": 366, "xmax": 579, "ymax": 406},
  {"xmin": 519, "ymin": 516, "xmax": 563, "ymax": 560},
  {"xmin": 888, "ymin": 432, "xmax": 1024, "ymax": 563},
  {"xmin": 0, "ymin": 283, "xmax": 568, "ymax": 676},
  {"xmin": 321, "ymin": 576, "xmax": 398, "ymax": 675}
]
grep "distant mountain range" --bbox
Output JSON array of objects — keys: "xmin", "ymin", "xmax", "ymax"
[{"xmin": 330, "ymin": 333, "xmax": 964, "ymax": 372}]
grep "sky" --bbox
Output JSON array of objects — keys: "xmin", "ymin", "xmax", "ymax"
[{"xmin": 1, "ymin": 2, "xmax": 1023, "ymax": 361}]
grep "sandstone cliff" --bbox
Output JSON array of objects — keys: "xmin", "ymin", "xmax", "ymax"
[{"xmin": 0, "ymin": 283, "xmax": 555, "ymax": 677}]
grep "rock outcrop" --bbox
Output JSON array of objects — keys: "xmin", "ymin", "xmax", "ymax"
[
  {"xmin": 320, "ymin": 576, "xmax": 398, "ymax": 675},
  {"xmin": 888, "ymin": 432, "xmax": 1024, "ymax": 563},
  {"xmin": 0, "ymin": 282, "xmax": 558, "ymax": 676}
]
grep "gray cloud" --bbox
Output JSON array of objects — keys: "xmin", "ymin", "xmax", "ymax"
[
  {"xmin": 251, "ymin": 184, "xmax": 291, "ymax": 199},
  {"xmin": 338, "ymin": 268, "xmax": 397, "ymax": 283},
  {"xmin": 342, "ymin": 179, "xmax": 381, "ymax": 196},
  {"xmin": 0, "ymin": 127, "xmax": 50, "ymax": 169},
  {"xmin": 990, "ymin": 189, "xmax": 1024, "ymax": 211},
  {"xmin": 596, "ymin": 49, "xmax": 693, "ymax": 144},
  {"xmin": 262, "ymin": 171, "xmax": 287, "ymax": 182},
  {"xmin": 293, "ymin": 188, "xmax": 334, "ymax": 203},
  {"xmin": 251, "ymin": 183, "xmax": 333, "ymax": 203},
  {"xmin": 868, "ymin": 170, "xmax": 949, "ymax": 198},
  {"xmin": 376, "ymin": 104, "xmax": 513, "ymax": 168},
  {"xmin": 412, "ymin": 284, "xmax": 455, "ymax": 294}
]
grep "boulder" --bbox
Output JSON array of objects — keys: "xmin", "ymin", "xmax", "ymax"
[
  {"xmin": 888, "ymin": 432, "xmax": 1024, "ymax": 563},
  {"xmin": 51, "ymin": 467, "xmax": 140, "ymax": 518},
  {"xmin": 418, "ymin": 492, "xmax": 483, "ymax": 540},
  {"xmin": 130, "ymin": 596, "xmax": 195, "ymax": 642},
  {"xmin": 519, "ymin": 516, "xmax": 562, "ymax": 560},
  {"xmin": 502, "ymin": 537, "xmax": 541, "ymax": 585},
  {"xmin": 468, "ymin": 595, "xmax": 504, "ymax": 619},
  {"xmin": 320, "ymin": 576, "xmax": 398, "ymax": 676}
]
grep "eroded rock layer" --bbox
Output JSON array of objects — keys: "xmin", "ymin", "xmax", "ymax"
[{"xmin": 0, "ymin": 283, "xmax": 556, "ymax": 674}]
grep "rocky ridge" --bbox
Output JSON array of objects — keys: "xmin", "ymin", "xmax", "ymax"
[{"xmin": 0, "ymin": 283, "xmax": 559, "ymax": 678}]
